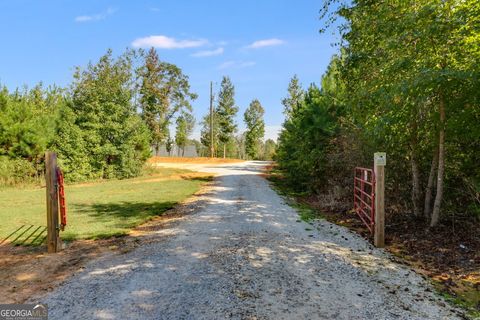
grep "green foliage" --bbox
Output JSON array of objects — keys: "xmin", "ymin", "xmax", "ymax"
[
  {"xmin": 216, "ymin": 76, "xmax": 239, "ymax": 156},
  {"xmin": 0, "ymin": 48, "xmax": 198, "ymax": 184},
  {"xmin": 281, "ymin": 75, "xmax": 304, "ymax": 119},
  {"xmin": 0, "ymin": 84, "xmax": 64, "ymax": 183},
  {"xmin": 0, "ymin": 84, "xmax": 61, "ymax": 161},
  {"xmin": 276, "ymin": 79, "xmax": 342, "ymax": 191},
  {"xmin": 57, "ymin": 50, "xmax": 151, "ymax": 180},
  {"xmin": 244, "ymin": 99, "xmax": 265, "ymax": 159},
  {"xmin": 200, "ymin": 112, "xmax": 219, "ymax": 156},
  {"xmin": 0, "ymin": 156, "xmax": 38, "ymax": 186},
  {"xmin": 175, "ymin": 112, "xmax": 195, "ymax": 156},
  {"xmin": 263, "ymin": 139, "xmax": 277, "ymax": 161},
  {"xmin": 277, "ymin": 1, "xmax": 480, "ymax": 223},
  {"xmin": 138, "ymin": 48, "xmax": 197, "ymax": 150}
]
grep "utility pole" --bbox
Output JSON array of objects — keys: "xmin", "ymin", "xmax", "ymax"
[{"xmin": 210, "ymin": 81, "xmax": 214, "ymax": 158}]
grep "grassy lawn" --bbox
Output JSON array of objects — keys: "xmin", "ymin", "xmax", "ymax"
[{"xmin": 0, "ymin": 168, "xmax": 210, "ymax": 243}]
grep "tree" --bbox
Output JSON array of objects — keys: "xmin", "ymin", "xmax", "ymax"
[
  {"xmin": 276, "ymin": 81, "xmax": 342, "ymax": 191},
  {"xmin": 138, "ymin": 48, "xmax": 197, "ymax": 153},
  {"xmin": 165, "ymin": 135, "xmax": 174, "ymax": 156},
  {"xmin": 216, "ymin": 76, "xmax": 239, "ymax": 158},
  {"xmin": 200, "ymin": 112, "xmax": 219, "ymax": 157},
  {"xmin": 175, "ymin": 112, "xmax": 195, "ymax": 156},
  {"xmin": 263, "ymin": 139, "xmax": 277, "ymax": 160},
  {"xmin": 297, "ymin": 0, "xmax": 480, "ymax": 224},
  {"xmin": 235, "ymin": 133, "xmax": 246, "ymax": 160},
  {"xmin": 244, "ymin": 99, "xmax": 265, "ymax": 160},
  {"xmin": 333, "ymin": 0, "xmax": 480, "ymax": 226},
  {"xmin": 66, "ymin": 49, "xmax": 151, "ymax": 179},
  {"xmin": 0, "ymin": 85, "xmax": 60, "ymax": 163},
  {"xmin": 281, "ymin": 75, "xmax": 304, "ymax": 119}
]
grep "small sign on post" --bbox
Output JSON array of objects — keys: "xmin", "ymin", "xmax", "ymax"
[
  {"xmin": 374, "ymin": 152, "xmax": 386, "ymax": 247},
  {"xmin": 45, "ymin": 151, "xmax": 61, "ymax": 253}
]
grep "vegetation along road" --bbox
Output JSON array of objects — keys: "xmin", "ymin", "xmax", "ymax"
[{"xmin": 36, "ymin": 162, "xmax": 461, "ymax": 320}]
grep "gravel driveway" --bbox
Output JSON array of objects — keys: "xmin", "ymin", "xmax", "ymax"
[{"xmin": 36, "ymin": 161, "xmax": 461, "ymax": 319}]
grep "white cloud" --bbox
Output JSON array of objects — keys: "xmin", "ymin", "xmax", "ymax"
[
  {"xmin": 75, "ymin": 7, "xmax": 116, "ymax": 23},
  {"xmin": 191, "ymin": 47, "xmax": 224, "ymax": 57},
  {"xmin": 246, "ymin": 38, "xmax": 286, "ymax": 49},
  {"xmin": 150, "ymin": 7, "xmax": 160, "ymax": 12},
  {"xmin": 218, "ymin": 60, "xmax": 256, "ymax": 69},
  {"xmin": 131, "ymin": 35, "xmax": 208, "ymax": 49}
]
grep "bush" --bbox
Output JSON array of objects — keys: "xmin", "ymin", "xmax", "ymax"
[{"xmin": 0, "ymin": 157, "xmax": 40, "ymax": 186}]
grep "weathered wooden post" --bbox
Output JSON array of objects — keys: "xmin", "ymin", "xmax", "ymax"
[
  {"xmin": 45, "ymin": 151, "xmax": 60, "ymax": 253},
  {"xmin": 374, "ymin": 152, "xmax": 386, "ymax": 248}
]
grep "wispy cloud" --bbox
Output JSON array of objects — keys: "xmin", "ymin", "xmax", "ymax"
[
  {"xmin": 191, "ymin": 47, "xmax": 224, "ymax": 57},
  {"xmin": 131, "ymin": 35, "xmax": 208, "ymax": 49},
  {"xmin": 150, "ymin": 7, "xmax": 160, "ymax": 12},
  {"xmin": 75, "ymin": 7, "xmax": 116, "ymax": 23},
  {"xmin": 218, "ymin": 60, "xmax": 256, "ymax": 69},
  {"xmin": 246, "ymin": 38, "xmax": 285, "ymax": 49}
]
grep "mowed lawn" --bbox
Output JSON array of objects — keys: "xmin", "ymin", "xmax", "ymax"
[{"xmin": 0, "ymin": 168, "xmax": 210, "ymax": 243}]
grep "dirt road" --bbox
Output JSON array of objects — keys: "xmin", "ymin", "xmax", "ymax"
[{"xmin": 36, "ymin": 161, "xmax": 460, "ymax": 319}]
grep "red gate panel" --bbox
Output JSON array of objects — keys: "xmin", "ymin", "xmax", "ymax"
[
  {"xmin": 56, "ymin": 167, "xmax": 67, "ymax": 231},
  {"xmin": 354, "ymin": 167, "xmax": 375, "ymax": 233}
]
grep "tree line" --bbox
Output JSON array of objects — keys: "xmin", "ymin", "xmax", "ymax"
[
  {"xmin": 0, "ymin": 48, "xmax": 275, "ymax": 185},
  {"xmin": 276, "ymin": 0, "xmax": 479, "ymax": 227},
  {"xmin": 198, "ymin": 76, "xmax": 275, "ymax": 160}
]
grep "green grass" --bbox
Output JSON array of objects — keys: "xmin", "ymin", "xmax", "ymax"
[
  {"xmin": 434, "ymin": 282, "xmax": 480, "ymax": 319},
  {"xmin": 0, "ymin": 168, "xmax": 209, "ymax": 243}
]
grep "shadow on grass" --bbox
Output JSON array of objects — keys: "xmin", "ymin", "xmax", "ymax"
[
  {"xmin": 182, "ymin": 175, "xmax": 214, "ymax": 182},
  {"xmin": 66, "ymin": 201, "xmax": 179, "ymax": 240},
  {"xmin": 1, "ymin": 225, "xmax": 47, "ymax": 246},
  {"xmin": 78, "ymin": 201, "xmax": 178, "ymax": 219}
]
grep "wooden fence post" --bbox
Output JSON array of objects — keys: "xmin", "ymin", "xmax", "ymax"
[
  {"xmin": 45, "ymin": 151, "xmax": 60, "ymax": 253},
  {"xmin": 374, "ymin": 152, "xmax": 386, "ymax": 248}
]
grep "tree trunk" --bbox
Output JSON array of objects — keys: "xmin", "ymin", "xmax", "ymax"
[
  {"xmin": 410, "ymin": 118, "xmax": 422, "ymax": 217},
  {"xmin": 424, "ymin": 146, "xmax": 439, "ymax": 219},
  {"xmin": 411, "ymin": 155, "xmax": 422, "ymax": 217},
  {"xmin": 430, "ymin": 96, "xmax": 446, "ymax": 227},
  {"xmin": 223, "ymin": 144, "xmax": 226, "ymax": 158},
  {"xmin": 182, "ymin": 147, "xmax": 185, "ymax": 157}
]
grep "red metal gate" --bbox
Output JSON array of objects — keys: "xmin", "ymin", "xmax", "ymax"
[
  {"xmin": 56, "ymin": 167, "xmax": 67, "ymax": 231},
  {"xmin": 354, "ymin": 167, "xmax": 375, "ymax": 233}
]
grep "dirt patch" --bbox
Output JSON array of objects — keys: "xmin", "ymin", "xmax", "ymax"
[
  {"xmin": 0, "ymin": 181, "xmax": 214, "ymax": 304},
  {"xmin": 148, "ymin": 156, "xmax": 244, "ymax": 164}
]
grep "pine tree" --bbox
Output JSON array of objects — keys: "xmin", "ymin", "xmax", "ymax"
[
  {"xmin": 281, "ymin": 75, "xmax": 304, "ymax": 119},
  {"xmin": 243, "ymin": 99, "xmax": 265, "ymax": 160},
  {"xmin": 216, "ymin": 76, "xmax": 239, "ymax": 158}
]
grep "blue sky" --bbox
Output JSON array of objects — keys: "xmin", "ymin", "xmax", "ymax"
[{"xmin": 0, "ymin": 1, "xmax": 339, "ymax": 140}]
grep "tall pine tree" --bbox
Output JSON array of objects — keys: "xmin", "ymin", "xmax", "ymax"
[
  {"xmin": 215, "ymin": 76, "xmax": 238, "ymax": 158},
  {"xmin": 244, "ymin": 99, "xmax": 265, "ymax": 160}
]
